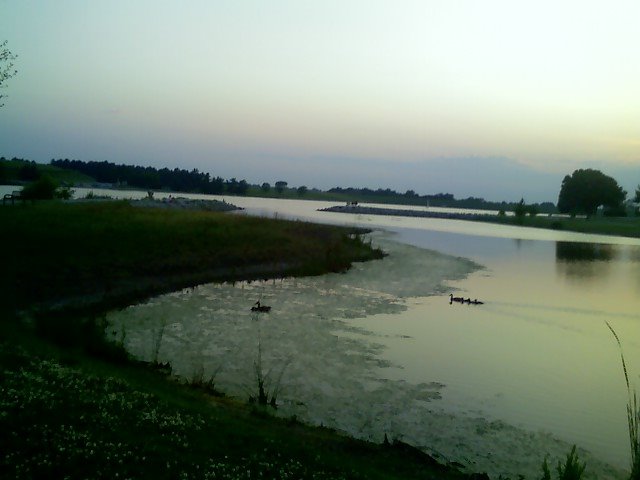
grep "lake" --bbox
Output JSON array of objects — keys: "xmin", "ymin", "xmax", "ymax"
[{"xmin": 5, "ymin": 186, "xmax": 639, "ymax": 478}]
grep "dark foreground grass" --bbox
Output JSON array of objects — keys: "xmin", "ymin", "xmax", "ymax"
[
  {"xmin": 0, "ymin": 201, "xmax": 481, "ymax": 479},
  {"xmin": 0, "ymin": 331, "xmax": 469, "ymax": 480}
]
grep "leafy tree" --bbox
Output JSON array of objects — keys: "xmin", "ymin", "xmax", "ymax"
[
  {"xmin": 261, "ymin": 182, "xmax": 271, "ymax": 193},
  {"xmin": 296, "ymin": 185, "xmax": 308, "ymax": 196},
  {"xmin": 1, "ymin": 40, "xmax": 18, "ymax": 107},
  {"xmin": 634, "ymin": 184, "xmax": 640, "ymax": 204},
  {"xmin": 275, "ymin": 181, "xmax": 287, "ymax": 194},
  {"xmin": 557, "ymin": 169, "xmax": 626, "ymax": 217}
]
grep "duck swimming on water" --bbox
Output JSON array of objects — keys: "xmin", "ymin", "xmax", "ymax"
[
  {"xmin": 251, "ymin": 300, "xmax": 271, "ymax": 313},
  {"xmin": 449, "ymin": 294, "xmax": 464, "ymax": 304}
]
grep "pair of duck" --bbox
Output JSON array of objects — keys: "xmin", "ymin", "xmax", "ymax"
[{"xmin": 449, "ymin": 294, "xmax": 484, "ymax": 305}]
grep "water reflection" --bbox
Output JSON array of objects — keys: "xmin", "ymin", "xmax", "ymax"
[
  {"xmin": 556, "ymin": 242, "xmax": 615, "ymax": 262},
  {"xmin": 555, "ymin": 242, "xmax": 615, "ymax": 283}
]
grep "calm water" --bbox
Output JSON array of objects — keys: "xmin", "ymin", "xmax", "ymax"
[
  {"xmin": 6, "ymin": 186, "xmax": 640, "ymax": 477},
  {"xmin": 226, "ymin": 195, "xmax": 640, "ymax": 475}
]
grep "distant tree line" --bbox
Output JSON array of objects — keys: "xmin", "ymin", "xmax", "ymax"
[
  {"xmin": 328, "ymin": 186, "xmax": 557, "ymax": 213},
  {"xmin": 50, "ymin": 159, "xmax": 249, "ymax": 195}
]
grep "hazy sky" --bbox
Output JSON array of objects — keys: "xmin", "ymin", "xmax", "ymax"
[{"xmin": 1, "ymin": 1, "xmax": 639, "ymax": 202}]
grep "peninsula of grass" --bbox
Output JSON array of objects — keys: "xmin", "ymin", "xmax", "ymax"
[
  {"xmin": 0, "ymin": 200, "xmax": 482, "ymax": 480},
  {"xmin": 0, "ymin": 200, "xmax": 383, "ymax": 317}
]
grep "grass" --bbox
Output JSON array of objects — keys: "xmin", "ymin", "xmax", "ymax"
[
  {"xmin": 606, "ymin": 322, "xmax": 640, "ymax": 479},
  {"xmin": 0, "ymin": 331, "xmax": 469, "ymax": 480},
  {"xmin": 471, "ymin": 213, "xmax": 640, "ymax": 239},
  {"xmin": 0, "ymin": 201, "xmax": 383, "ymax": 316}
]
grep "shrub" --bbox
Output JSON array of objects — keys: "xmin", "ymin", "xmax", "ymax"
[{"xmin": 20, "ymin": 176, "xmax": 57, "ymax": 200}]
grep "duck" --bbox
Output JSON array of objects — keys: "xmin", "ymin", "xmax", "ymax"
[
  {"xmin": 471, "ymin": 299, "xmax": 484, "ymax": 305},
  {"xmin": 449, "ymin": 294, "xmax": 464, "ymax": 304},
  {"xmin": 251, "ymin": 300, "xmax": 271, "ymax": 313}
]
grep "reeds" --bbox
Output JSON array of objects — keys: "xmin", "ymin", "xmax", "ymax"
[{"xmin": 605, "ymin": 321, "xmax": 640, "ymax": 479}]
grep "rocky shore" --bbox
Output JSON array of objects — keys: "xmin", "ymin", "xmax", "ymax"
[
  {"xmin": 129, "ymin": 196, "xmax": 243, "ymax": 212},
  {"xmin": 319, "ymin": 204, "xmax": 496, "ymax": 220}
]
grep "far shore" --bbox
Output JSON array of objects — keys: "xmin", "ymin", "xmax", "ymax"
[{"xmin": 320, "ymin": 204, "xmax": 640, "ymax": 239}]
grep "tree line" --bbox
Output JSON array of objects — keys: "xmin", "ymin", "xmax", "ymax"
[
  {"xmin": 50, "ymin": 159, "xmax": 249, "ymax": 195},
  {"xmin": 328, "ymin": 186, "xmax": 557, "ymax": 214}
]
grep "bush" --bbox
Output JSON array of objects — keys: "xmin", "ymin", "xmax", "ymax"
[{"xmin": 20, "ymin": 176, "xmax": 57, "ymax": 200}]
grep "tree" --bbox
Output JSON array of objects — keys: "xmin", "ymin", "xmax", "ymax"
[
  {"xmin": 1, "ymin": 40, "xmax": 18, "ymax": 107},
  {"xmin": 513, "ymin": 198, "xmax": 527, "ymax": 223},
  {"xmin": 261, "ymin": 182, "xmax": 271, "ymax": 193},
  {"xmin": 557, "ymin": 169, "xmax": 626, "ymax": 217},
  {"xmin": 275, "ymin": 181, "xmax": 287, "ymax": 195},
  {"xmin": 634, "ymin": 184, "xmax": 640, "ymax": 204},
  {"xmin": 296, "ymin": 185, "xmax": 308, "ymax": 196}
]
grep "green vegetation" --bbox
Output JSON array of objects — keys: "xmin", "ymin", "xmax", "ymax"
[
  {"xmin": 606, "ymin": 322, "xmax": 640, "ymax": 479},
  {"xmin": 472, "ymin": 212, "xmax": 640, "ymax": 239},
  {"xmin": 0, "ymin": 201, "xmax": 383, "ymax": 316},
  {"xmin": 539, "ymin": 446, "xmax": 586, "ymax": 480},
  {"xmin": 1, "ymin": 329, "xmax": 473, "ymax": 480}
]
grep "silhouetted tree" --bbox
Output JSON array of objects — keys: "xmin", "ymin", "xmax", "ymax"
[
  {"xmin": 513, "ymin": 198, "xmax": 527, "ymax": 222},
  {"xmin": 261, "ymin": 182, "xmax": 271, "ymax": 193},
  {"xmin": 275, "ymin": 181, "xmax": 288, "ymax": 194},
  {"xmin": 0, "ymin": 40, "xmax": 18, "ymax": 107},
  {"xmin": 557, "ymin": 169, "xmax": 626, "ymax": 216},
  {"xmin": 635, "ymin": 184, "xmax": 640, "ymax": 204},
  {"xmin": 296, "ymin": 185, "xmax": 308, "ymax": 196}
]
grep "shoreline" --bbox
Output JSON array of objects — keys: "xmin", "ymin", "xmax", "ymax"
[{"xmin": 320, "ymin": 204, "xmax": 640, "ymax": 240}]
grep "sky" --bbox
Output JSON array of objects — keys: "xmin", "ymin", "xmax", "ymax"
[{"xmin": 1, "ymin": 1, "xmax": 639, "ymax": 203}]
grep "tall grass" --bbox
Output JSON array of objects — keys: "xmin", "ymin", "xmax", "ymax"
[
  {"xmin": 540, "ymin": 446, "xmax": 586, "ymax": 480},
  {"xmin": 605, "ymin": 321, "xmax": 640, "ymax": 479}
]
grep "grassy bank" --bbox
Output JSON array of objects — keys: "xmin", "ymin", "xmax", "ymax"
[
  {"xmin": 474, "ymin": 214, "xmax": 640, "ymax": 239},
  {"xmin": 0, "ymin": 201, "xmax": 480, "ymax": 479},
  {"xmin": 0, "ymin": 201, "xmax": 383, "ymax": 316}
]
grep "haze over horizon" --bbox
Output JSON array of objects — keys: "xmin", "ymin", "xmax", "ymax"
[{"xmin": 1, "ymin": 1, "xmax": 639, "ymax": 203}]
